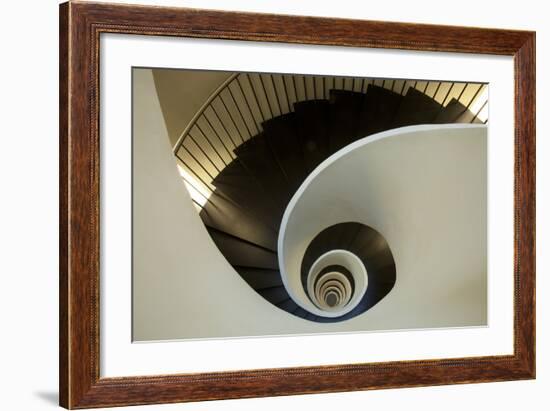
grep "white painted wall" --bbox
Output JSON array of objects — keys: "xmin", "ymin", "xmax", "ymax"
[{"xmin": 280, "ymin": 125, "xmax": 487, "ymax": 327}]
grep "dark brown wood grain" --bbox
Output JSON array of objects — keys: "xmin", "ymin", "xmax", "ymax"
[
  {"xmin": 59, "ymin": 1, "xmax": 536, "ymax": 409},
  {"xmin": 59, "ymin": 2, "xmax": 69, "ymax": 408}
]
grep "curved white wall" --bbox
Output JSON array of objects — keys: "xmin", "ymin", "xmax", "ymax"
[{"xmin": 279, "ymin": 124, "xmax": 487, "ymax": 325}]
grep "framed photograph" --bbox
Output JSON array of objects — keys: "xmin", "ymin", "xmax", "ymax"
[{"xmin": 59, "ymin": 1, "xmax": 535, "ymax": 408}]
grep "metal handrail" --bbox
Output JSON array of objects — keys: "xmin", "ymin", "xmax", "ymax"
[
  {"xmin": 172, "ymin": 73, "xmax": 240, "ymax": 153},
  {"xmin": 171, "ymin": 75, "xmax": 489, "ymax": 210}
]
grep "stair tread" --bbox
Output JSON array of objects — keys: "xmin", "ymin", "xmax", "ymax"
[
  {"xmin": 262, "ymin": 113, "xmax": 307, "ymax": 190},
  {"xmin": 293, "ymin": 100, "xmax": 331, "ymax": 172},
  {"xmin": 211, "ymin": 160, "xmax": 281, "ymax": 230},
  {"xmin": 258, "ymin": 285, "xmax": 290, "ymax": 304},
  {"xmin": 236, "ymin": 267, "xmax": 283, "ymax": 290},
  {"xmin": 199, "ymin": 193, "xmax": 277, "ymax": 250},
  {"xmin": 207, "ymin": 227, "xmax": 278, "ymax": 269},
  {"xmin": 328, "ymin": 89, "xmax": 366, "ymax": 150},
  {"xmin": 434, "ymin": 98, "xmax": 467, "ymax": 123},
  {"xmin": 276, "ymin": 298, "xmax": 298, "ymax": 312},
  {"xmin": 358, "ymin": 85, "xmax": 403, "ymax": 136},
  {"xmin": 392, "ymin": 87, "xmax": 441, "ymax": 127},
  {"xmin": 233, "ymin": 133, "xmax": 290, "ymax": 213},
  {"xmin": 292, "ymin": 307, "xmax": 310, "ymax": 319}
]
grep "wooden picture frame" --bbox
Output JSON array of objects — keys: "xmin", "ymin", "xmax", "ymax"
[{"xmin": 59, "ymin": 1, "xmax": 535, "ymax": 408}]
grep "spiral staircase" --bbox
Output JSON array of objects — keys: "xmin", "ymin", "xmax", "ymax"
[{"xmin": 172, "ymin": 73, "xmax": 488, "ymax": 322}]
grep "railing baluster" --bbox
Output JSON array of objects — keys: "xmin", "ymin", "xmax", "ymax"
[
  {"xmin": 246, "ymin": 74, "xmax": 273, "ymax": 122},
  {"xmin": 187, "ymin": 132, "xmax": 221, "ymax": 172},
  {"xmin": 218, "ymin": 95, "xmax": 245, "ymax": 145},
  {"xmin": 209, "ymin": 104, "xmax": 239, "ymax": 149},
  {"xmin": 262, "ymin": 74, "xmax": 282, "ymax": 118},
  {"xmin": 400, "ymin": 80, "xmax": 407, "ymax": 95},
  {"xmin": 471, "ymin": 100, "xmax": 488, "ymax": 123},
  {"xmin": 432, "ymin": 82, "xmax": 442, "ymax": 99},
  {"xmin": 172, "ymin": 73, "xmax": 239, "ymax": 155},
  {"xmin": 454, "ymin": 83, "xmax": 469, "ymax": 105},
  {"xmin": 279, "ymin": 75, "xmax": 291, "ymax": 113},
  {"xmin": 441, "ymin": 82, "xmax": 455, "ymax": 106},
  {"xmin": 270, "ymin": 74, "xmax": 283, "ymax": 115},
  {"xmin": 291, "ymin": 75, "xmax": 298, "ymax": 105},
  {"xmin": 313, "ymin": 77, "xmax": 317, "ymax": 99},
  {"xmin": 423, "ymin": 82, "xmax": 429, "ymax": 94},
  {"xmin": 179, "ymin": 175, "xmax": 212, "ymax": 213},
  {"xmin": 466, "ymin": 84, "xmax": 486, "ymax": 109},
  {"xmin": 323, "ymin": 77, "xmax": 327, "ymax": 99},
  {"xmin": 282, "ymin": 76, "xmax": 294, "ymax": 111},
  {"xmin": 453, "ymin": 83, "xmax": 485, "ymax": 122},
  {"xmin": 176, "ymin": 149, "xmax": 215, "ymax": 186},
  {"xmin": 176, "ymin": 166, "xmax": 212, "ymax": 200},
  {"xmin": 194, "ymin": 122, "xmax": 229, "ymax": 166},
  {"xmin": 249, "ymin": 74, "xmax": 269, "ymax": 121},
  {"xmin": 236, "ymin": 75, "xmax": 261, "ymax": 135},
  {"xmin": 202, "ymin": 114, "xmax": 234, "ymax": 160},
  {"xmin": 237, "ymin": 76, "xmax": 263, "ymax": 134},
  {"xmin": 226, "ymin": 85, "xmax": 253, "ymax": 140},
  {"xmin": 302, "ymin": 75, "xmax": 308, "ymax": 100},
  {"xmin": 361, "ymin": 78, "xmax": 366, "ymax": 93}
]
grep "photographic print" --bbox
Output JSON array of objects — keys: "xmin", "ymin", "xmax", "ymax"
[
  {"xmin": 132, "ymin": 68, "xmax": 489, "ymax": 342},
  {"xmin": 60, "ymin": 3, "xmax": 535, "ymax": 407}
]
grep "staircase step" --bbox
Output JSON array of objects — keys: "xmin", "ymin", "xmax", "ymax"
[
  {"xmin": 258, "ymin": 285, "xmax": 290, "ymax": 305},
  {"xmin": 304, "ymin": 312, "xmax": 321, "ymax": 322},
  {"xmin": 362, "ymin": 249, "xmax": 397, "ymax": 272},
  {"xmin": 199, "ymin": 193, "xmax": 277, "ymax": 250},
  {"xmin": 206, "ymin": 227, "xmax": 279, "ymax": 269},
  {"xmin": 211, "ymin": 160, "xmax": 280, "ymax": 230},
  {"xmin": 358, "ymin": 85, "xmax": 403, "ymax": 136},
  {"xmin": 235, "ymin": 267, "xmax": 283, "ymax": 290},
  {"xmin": 434, "ymin": 98, "xmax": 467, "ymax": 123},
  {"xmin": 293, "ymin": 100, "xmax": 331, "ymax": 172},
  {"xmin": 328, "ymin": 89, "xmax": 366, "ymax": 150},
  {"xmin": 234, "ymin": 133, "xmax": 290, "ymax": 214},
  {"xmin": 292, "ymin": 307, "xmax": 310, "ymax": 319},
  {"xmin": 392, "ymin": 87, "xmax": 441, "ymax": 127},
  {"xmin": 369, "ymin": 265, "xmax": 397, "ymax": 284},
  {"xmin": 362, "ymin": 278, "xmax": 395, "ymax": 310},
  {"xmin": 276, "ymin": 298, "xmax": 299, "ymax": 312},
  {"xmin": 348, "ymin": 226, "xmax": 387, "ymax": 258},
  {"xmin": 262, "ymin": 113, "xmax": 307, "ymax": 190}
]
